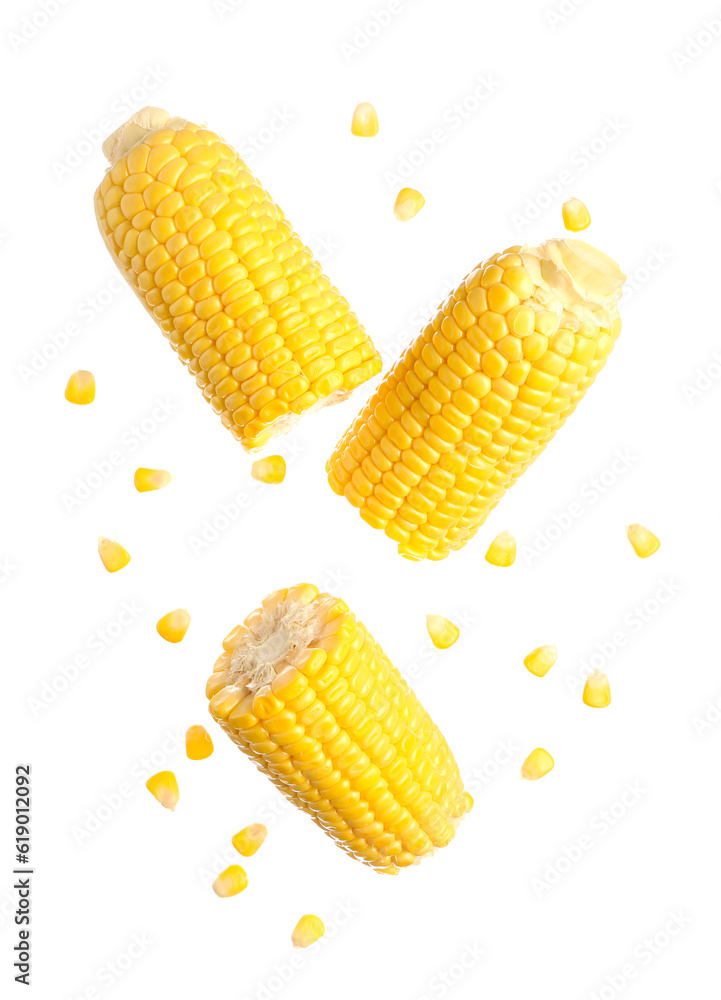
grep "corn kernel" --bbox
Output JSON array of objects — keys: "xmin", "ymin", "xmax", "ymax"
[
  {"xmin": 394, "ymin": 187, "xmax": 425, "ymax": 222},
  {"xmin": 156, "ymin": 608, "xmax": 191, "ymax": 643},
  {"xmin": 485, "ymin": 530, "xmax": 516, "ymax": 567},
  {"xmin": 291, "ymin": 914, "xmax": 325, "ymax": 948},
  {"xmin": 146, "ymin": 770, "xmax": 179, "ymax": 810},
  {"xmin": 583, "ymin": 669, "xmax": 611, "ymax": 708},
  {"xmin": 351, "ymin": 101, "xmax": 379, "ymax": 137},
  {"xmin": 426, "ymin": 614, "xmax": 460, "ymax": 650},
  {"xmin": 98, "ymin": 536, "xmax": 131, "ymax": 573},
  {"xmin": 65, "ymin": 370, "xmax": 96, "ymax": 405},
  {"xmin": 212, "ymin": 865, "xmax": 248, "ymax": 898},
  {"xmin": 186, "ymin": 724, "xmax": 214, "ymax": 759},
  {"xmin": 626, "ymin": 523, "xmax": 660, "ymax": 559},
  {"xmin": 232, "ymin": 823, "xmax": 267, "ymax": 857},
  {"xmin": 520, "ymin": 748, "xmax": 554, "ymax": 781},
  {"xmin": 134, "ymin": 467, "xmax": 172, "ymax": 492},
  {"xmin": 251, "ymin": 455, "xmax": 286, "ymax": 484},
  {"xmin": 562, "ymin": 198, "xmax": 591, "ymax": 232},
  {"xmin": 524, "ymin": 644, "xmax": 557, "ymax": 677}
]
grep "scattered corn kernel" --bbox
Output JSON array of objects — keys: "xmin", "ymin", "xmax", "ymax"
[
  {"xmin": 351, "ymin": 101, "xmax": 379, "ymax": 136},
  {"xmin": 212, "ymin": 865, "xmax": 248, "ymax": 898},
  {"xmin": 394, "ymin": 187, "xmax": 425, "ymax": 221},
  {"xmin": 292, "ymin": 914, "xmax": 325, "ymax": 949},
  {"xmin": 156, "ymin": 609, "xmax": 191, "ymax": 643},
  {"xmin": 524, "ymin": 644, "xmax": 557, "ymax": 677},
  {"xmin": 65, "ymin": 370, "xmax": 95, "ymax": 405},
  {"xmin": 485, "ymin": 530, "xmax": 516, "ymax": 567},
  {"xmin": 520, "ymin": 748, "xmax": 554, "ymax": 781},
  {"xmin": 98, "ymin": 536, "xmax": 130, "ymax": 573},
  {"xmin": 232, "ymin": 823, "xmax": 267, "ymax": 857},
  {"xmin": 146, "ymin": 770, "xmax": 179, "ymax": 810},
  {"xmin": 583, "ymin": 669, "xmax": 611, "ymax": 708},
  {"xmin": 562, "ymin": 198, "xmax": 591, "ymax": 232},
  {"xmin": 134, "ymin": 468, "xmax": 172, "ymax": 492},
  {"xmin": 186, "ymin": 724, "xmax": 214, "ymax": 760},
  {"xmin": 626, "ymin": 523, "xmax": 660, "ymax": 559},
  {"xmin": 426, "ymin": 614, "xmax": 460, "ymax": 649},
  {"xmin": 251, "ymin": 455, "xmax": 286, "ymax": 484}
]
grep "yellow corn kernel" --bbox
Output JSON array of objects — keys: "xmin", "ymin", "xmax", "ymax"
[
  {"xmin": 351, "ymin": 102, "xmax": 379, "ymax": 137},
  {"xmin": 485, "ymin": 530, "xmax": 516, "ymax": 567},
  {"xmin": 98, "ymin": 536, "xmax": 130, "ymax": 573},
  {"xmin": 207, "ymin": 585, "xmax": 471, "ymax": 874},
  {"xmin": 134, "ymin": 467, "xmax": 172, "ymax": 492},
  {"xmin": 251, "ymin": 455, "xmax": 286, "ymax": 484},
  {"xmin": 156, "ymin": 609, "xmax": 191, "ymax": 643},
  {"xmin": 95, "ymin": 107, "xmax": 381, "ymax": 452},
  {"xmin": 65, "ymin": 370, "xmax": 96, "ymax": 405},
  {"xmin": 524, "ymin": 644, "xmax": 557, "ymax": 677},
  {"xmin": 394, "ymin": 187, "xmax": 425, "ymax": 222},
  {"xmin": 520, "ymin": 748, "xmax": 554, "ymax": 781},
  {"xmin": 232, "ymin": 823, "xmax": 267, "ymax": 856},
  {"xmin": 146, "ymin": 770, "xmax": 179, "ymax": 810},
  {"xmin": 583, "ymin": 669, "xmax": 611, "ymax": 708},
  {"xmin": 562, "ymin": 198, "xmax": 591, "ymax": 232},
  {"xmin": 426, "ymin": 614, "xmax": 460, "ymax": 650},
  {"xmin": 292, "ymin": 914, "xmax": 325, "ymax": 949},
  {"xmin": 626, "ymin": 523, "xmax": 660, "ymax": 559},
  {"xmin": 327, "ymin": 239, "xmax": 625, "ymax": 561},
  {"xmin": 212, "ymin": 865, "xmax": 248, "ymax": 898},
  {"xmin": 186, "ymin": 724, "xmax": 214, "ymax": 759}
]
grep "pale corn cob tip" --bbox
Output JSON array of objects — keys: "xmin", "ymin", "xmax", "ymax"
[
  {"xmin": 351, "ymin": 102, "xmax": 379, "ymax": 137},
  {"xmin": 212, "ymin": 865, "xmax": 248, "ymax": 897},
  {"xmin": 251, "ymin": 455, "xmax": 286, "ymax": 484},
  {"xmin": 327, "ymin": 238, "xmax": 625, "ymax": 560},
  {"xmin": 520, "ymin": 748, "xmax": 554, "ymax": 781},
  {"xmin": 582, "ymin": 669, "xmax": 611, "ymax": 708},
  {"xmin": 394, "ymin": 187, "xmax": 425, "ymax": 221},
  {"xmin": 292, "ymin": 914, "xmax": 325, "ymax": 948},
  {"xmin": 426, "ymin": 614, "xmax": 460, "ymax": 649},
  {"xmin": 65, "ymin": 370, "xmax": 95, "ymax": 405},
  {"xmin": 626, "ymin": 523, "xmax": 660, "ymax": 559},
  {"xmin": 232, "ymin": 823, "xmax": 267, "ymax": 856},
  {"xmin": 485, "ymin": 529, "xmax": 516, "ymax": 567},
  {"xmin": 156, "ymin": 608, "xmax": 191, "ymax": 643},
  {"xmin": 186, "ymin": 724, "xmax": 214, "ymax": 759},
  {"xmin": 524, "ymin": 644, "xmax": 557, "ymax": 677},
  {"xmin": 95, "ymin": 108, "xmax": 382, "ymax": 452},
  {"xmin": 146, "ymin": 770, "xmax": 179, "ymax": 810},
  {"xmin": 134, "ymin": 467, "xmax": 172, "ymax": 492},
  {"xmin": 206, "ymin": 585, "xmax": 471, "ymax": 874},
  {"xmin": 98, "ymin": 537, "xmax": 130, "ymax": 573}
]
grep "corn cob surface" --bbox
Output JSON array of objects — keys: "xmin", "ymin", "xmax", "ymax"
[
  {"xmin": 206, "ymin": 584, "xmax": 471, "ymax": 874},
  {"xmin": 327, "ymin": 239, "xmax": 625, "ymax": 560},
  {"xmin": 95, "ymin": 107, "xmax": 382, "ymax": 452}
]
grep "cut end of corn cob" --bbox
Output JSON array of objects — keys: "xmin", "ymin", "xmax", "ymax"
[
  {"xmin": 520, "ymin": 748, "xmax": 554, "ymax": 781},
  {"xmin": 186, "ymin": 724, "xmax": 214, "ymax": 759},
  {"xmin": 95, "ymin": 108, "xmax": 382, "ymax": 452},
  {"xmin": 425, "ymin": 614, "xmax": 460, "ymax": 650},
  {"xmin": 251, "ymin": 455, "xmax": 286, "ymax": 484},
  {"xmin": 626, "ymin": 523, "xmax": 660, "ymax": 559},
  {"xmin": 485, "ymin": 530, "xmax": 516, "ymax": 567},
  {"xmin": 562, "ymin": 198, "xmax": 591, "ymax": 232},
  {"xmin": 134, "ymin": 467, "xmax": 172, "ymax": 492},
  {"xmin": 524, "ymin": 644, "xmax": 557, "ymax": 677},
  {"xmin": 582, "ymin": 669, "xmax": 611, "ymax": 708},
  {"xmin": 351, "ymin": 102, "xmax": 379, "ymax": 137},
  {"xmin": 232, "ymin": 823, "xmax": 267, "ymax": 857},
  {"xmin": 98, "ymin": 537, "xmax": 131, "ymax": 573},
  {"xmin": 327, "ymin": 238, "xmax": 625, "ymax": 560},
  {"xmin": 206, "ymin": 585, "xmax": 471, "ymax": 873},
  {"xmin": 146, "ymin": 770, "xmax": 179, "ymax": 810},
  {"xmin": 156, "ymin": 608, "xmax": 191, "ymax": 643},
  {"xmin": 212, "ymin": 865, "xmax": 248, "ymax": 898},
  {"xmin": 292, "ymin": 914, "xmax": 325, "ymax": 948},
  {"xmin": 65, "ymin": 370, "xmax": 96, "ymax": 405},
  {"xmin": 394, "ymin": 188, "xmax": 425, "ymax": 221}
]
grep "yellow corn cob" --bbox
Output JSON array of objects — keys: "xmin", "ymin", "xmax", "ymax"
[
  {"xmin": 206, "ymin": 584, "xmax": 471, "ymax": 874},
  {"xmin": 327, "ymin": 239, "xmax": 625, "ymax": 560},
  {"xmin": 95, "ymin": 108, "xmax": 382, "ymax": 452}
]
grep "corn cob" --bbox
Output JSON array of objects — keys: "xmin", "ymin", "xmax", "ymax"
[
  {"xmin": 95, "ymin": 108, "xmax": 382, "ymax": 452},
  {"xmin": 327, "ymin": 239, "xmax": 625, "ymax": 560},
  {"xmin": 206, "ymin": 584, "xmax": 471, "ymax": 874}
]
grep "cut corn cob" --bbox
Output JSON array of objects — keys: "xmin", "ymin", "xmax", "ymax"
[
  {"xmin": 562, "ymin": 198, "xmax": 591, "ymax": 232},
  {"xmin": 351, "ymin": 102, "xmax": 379, "ymax": 137},
  {"xmin": 426, "ymin": 614, "xmax": 460, "ymax": 650},
  {"xmin": 520, "ymin": 748, "xmax": 554, "ymax": 781},
  {"xmin": 65, "ymin": 370, "xmax": 95, "ymax": 405},
  {"xmin": 626, "ymin": 523, "xmax": 660, "ymax": 559},
  {"xmin": 98, "ymin": 536, "xmax": 131, "ymax": 573},
  {"xmin": 394, "ymin": 187, "xmax": 425, "ymax": 222},
  {"xmin": 186, "ymin": 724, "xmax": 214, "ymax": 759},
  {"xmin": 212, "ymin": 865, "xmax": 248, "ymax": 897},
  {"xmin": 95, "ymin": 107, "xmax": 382, "ymax": 452},
  {"xmin": 146, "ymin": 770, "xmax": 179, "ymax": 810},
  {"xmin": 524, "ymin": 644, "xmax": 557, "ymax": 677},
  {"xmin": 206, "ymin": 584, "xmax": 471, "ymax": 874},
  {"xmin": 327, "ymin": 239, "xmax": 625, "ymax": 560},
  {"xmin": 485, "ymin": 529, "xmax": 516, "ymax": 567},
  {"xmin": 134, "ymin": 467, "xmax": 172, "ymax": 492},
  {"xmin": 232, "ymin": 823, "xmax": 267, "ymax": 857},
  {"xmin": 292, "ymin": 914, "xmax": 325, "ymax": 948},
  {"xmin": 251, "ymin": 455, "xmax": 286, "ymax": 484},
  {"xmin": 156, "ymin": 608, "xmax": 191, "ymax": 643},
  {"xmin": 582, "ymin": 669, "xmax": 611, "ymax": 708}
]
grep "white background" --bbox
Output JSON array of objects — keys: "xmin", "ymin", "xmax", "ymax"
[{"xmin": 2, "ymin": 0, "xmax": 720, "ymax": 997}]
